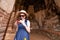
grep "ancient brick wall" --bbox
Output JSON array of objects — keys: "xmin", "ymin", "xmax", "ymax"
[
  {"xmin": 28, "ymin": 5, "xmax": 60, "ymax": 40},
  {"xmin": 0, "ymin": 8, "xmax": 10, "ymax": 40},
  {"xmin": 0, "ymin": 0, "xmax": 15, "ymax": 40}
]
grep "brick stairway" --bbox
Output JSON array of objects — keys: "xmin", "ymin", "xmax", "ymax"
[
  {"xmin": 4, "ymin": 21, "xmax": 51, "ymax": 40},
  {"xmin": 4, "ymin": 29, "xmax": 51, "ymax": 40}
]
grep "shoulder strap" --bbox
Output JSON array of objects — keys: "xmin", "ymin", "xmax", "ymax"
[{"xmin": 25, "ymin": 19, "xmax": 27, "ymax": 25}]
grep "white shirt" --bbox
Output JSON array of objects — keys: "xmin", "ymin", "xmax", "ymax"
[
  {"xmin": 26, "ymin": 20, "xmax": 30, "ymax": 27},
  {"xmin": 21, "ymin": 19, "xmax": 30, "ymax": 27}
]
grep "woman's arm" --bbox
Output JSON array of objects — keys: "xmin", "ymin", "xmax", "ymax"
[
  {"xmin": 14, "ymin": 21, "xmax": 18, "ymax": 31},
  {"xmin": 14, "ymin": 21, "xmax": 18, "ymax": 27},
  {"xmin": 21, "ymin": 20, "xmax": 30, "ymax": 33}
]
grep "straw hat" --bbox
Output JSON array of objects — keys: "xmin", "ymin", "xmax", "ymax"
[{"xmin": 19, "ymin": 10, "xmax": 28, "ymax": 17}]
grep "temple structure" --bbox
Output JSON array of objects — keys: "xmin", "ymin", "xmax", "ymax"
[{"xmin": 0, "ymin": 0, "xmax": 60, "ymax": 40}]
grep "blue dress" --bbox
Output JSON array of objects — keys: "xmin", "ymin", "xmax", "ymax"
[{"xmin": 14, "ymin": 20, "xmax": 30, "ymax": 40}]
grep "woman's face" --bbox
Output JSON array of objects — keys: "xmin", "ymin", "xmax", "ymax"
[{"xmin": 20, "ymin": 13, "xmax": 26, "ymax": 20}]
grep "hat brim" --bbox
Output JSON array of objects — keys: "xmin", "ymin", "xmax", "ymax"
[
  {"xmin": 20, "ymin": 12, "xmax": 29, "ymax": 17},
  {"xmin": 19, "ymin": 10, "xmax": 29, "ymax": 17}
]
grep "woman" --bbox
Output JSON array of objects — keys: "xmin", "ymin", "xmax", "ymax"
[{"xmin": 14, "ymin": 10, "xmax": 30, "ymax": 40}]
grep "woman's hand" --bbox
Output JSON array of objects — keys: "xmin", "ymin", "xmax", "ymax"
[
  {"xmin": 17, "ymin": 20, "xmax": 23, "ymax": 24},
  {"xmin": 19, "ymin": 20, "xmax": 24, "ymax": 23}
]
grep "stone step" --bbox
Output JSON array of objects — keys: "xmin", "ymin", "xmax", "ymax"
[
  {"xmin": 0, "ymin": 33, "xmax": 4, "ymax": 40},
  {"xmin": 0, "ymin": 27, "xmax": 6, "ymax": 40},
  {"xmin": 0, "ymin": 33, "xmax": 4, "ymax": 37},
  {"xmin": 0, "ymin": 27, "xmax": 6, "ymax": 33}
]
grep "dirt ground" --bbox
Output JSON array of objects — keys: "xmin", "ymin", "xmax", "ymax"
[
  {"xmin": 30, "ymin": 29, "xmax": 51, "ymax": 40},
  {"xmin": 5, "ymin": 29, "xmax": 51, "ymax": 40}
]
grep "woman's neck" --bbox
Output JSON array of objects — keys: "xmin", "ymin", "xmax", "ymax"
[{"xmin": 22, "ymin": 19, "xmax": 25, "ymax": 21}]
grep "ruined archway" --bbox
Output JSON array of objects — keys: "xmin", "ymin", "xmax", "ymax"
[{"xmin": 0, "ymin": 0, "xmax": 60, "ymax": 40}]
